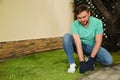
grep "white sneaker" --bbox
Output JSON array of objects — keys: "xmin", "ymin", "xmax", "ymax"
[{"xmin": 68, "ymin": 63, "xmax": 77, "ymax": 73}]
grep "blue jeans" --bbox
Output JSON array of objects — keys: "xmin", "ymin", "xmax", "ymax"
[{"xmin": 62, "ymin": 33, "xmax": 113, "ymax": 66}]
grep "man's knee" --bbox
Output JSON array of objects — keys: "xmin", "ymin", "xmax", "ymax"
[
  {"xmin": 104, "ymin": 57, "xmax": 113, "ymax": 66},
  {"xmin": 62, "ymin": 33, "xmax": 72, "ymax": 42}
]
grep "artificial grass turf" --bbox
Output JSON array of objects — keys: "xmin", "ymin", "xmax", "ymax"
[{"xmin": 0, "ymin": 49, "xmax": 120, "ymax": 80}]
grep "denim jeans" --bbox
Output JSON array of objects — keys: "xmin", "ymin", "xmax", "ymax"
[{"xmin": 62, "ymin": 33, "xmax": 113, "ymax": 66}]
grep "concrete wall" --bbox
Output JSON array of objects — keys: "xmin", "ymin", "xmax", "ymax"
[
  {"xmin": 0, "ymin": 0, "xmax": 74, "ymax": 42},
  {"xmin": 0, "ymin": 0, "xmax": 74, "ymax": 59}
]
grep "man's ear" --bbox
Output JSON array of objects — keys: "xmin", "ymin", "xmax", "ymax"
[{"xmin": 88, "ymin": 11, "xmax": 91, "ymax": 16}]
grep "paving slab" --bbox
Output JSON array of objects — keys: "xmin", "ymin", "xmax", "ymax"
[{"xmin": 78, "ymin": 64, "xmax": 120, "ymax": 80}]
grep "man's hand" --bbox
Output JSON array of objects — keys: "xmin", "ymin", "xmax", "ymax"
[
  {"xmin": 80, "ymin": 61, "xmax": 88, "ymax": 74},
  {"xmin": 86, "ymin": 57, "xmax": 94, "ymax": 71}
]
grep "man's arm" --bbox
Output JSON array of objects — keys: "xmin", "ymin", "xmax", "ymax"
[
  {"xmin": 90, "ymin": 34, "xmax": 103, "ymax": 58},
  {"xmin": 73, "ymin": 34, "xmax": 84, "ymax": 61}
]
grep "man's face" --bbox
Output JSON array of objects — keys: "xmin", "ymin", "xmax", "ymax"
[{"xmin": 77, "ymin": 11, "xmax": 90, "ymax": 26}]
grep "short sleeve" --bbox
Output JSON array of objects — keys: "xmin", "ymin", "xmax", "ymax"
[
  {"xmin": 95, "ymin": 20, "xmax": 103, "ymax": 34},
  {"xmin": 70, "ymin": 22, "xmax": 79, "ymax": 34}
]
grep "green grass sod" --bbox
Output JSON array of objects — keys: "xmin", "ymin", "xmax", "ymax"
[{"xmin": 0, "ymin": 49, "xmax": 120, "ymax": 80}]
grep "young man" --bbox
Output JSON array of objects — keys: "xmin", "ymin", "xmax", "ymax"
[{"xmin": 62, "ymin": 5, "xmax": 113, "ymax": 74}]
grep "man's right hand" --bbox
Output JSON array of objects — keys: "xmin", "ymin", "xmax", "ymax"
[{"xmin": 80, "ymin": 61, "xmax": 88, "ymax": 74}]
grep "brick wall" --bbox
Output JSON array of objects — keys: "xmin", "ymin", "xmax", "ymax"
[{"xmin": 0, "ymin": 37, "xmax": 63, "ymax": 60}]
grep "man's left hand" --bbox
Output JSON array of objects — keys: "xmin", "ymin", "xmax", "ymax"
[{"xmin": 86, "ymin": 57, "xmax": 94, "ymax": 71}]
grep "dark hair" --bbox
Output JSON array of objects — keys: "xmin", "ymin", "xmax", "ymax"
[{"xmin": 73, "ymin": 5, "xmax": 89, "ymax": 16}]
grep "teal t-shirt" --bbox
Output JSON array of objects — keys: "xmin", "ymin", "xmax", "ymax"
[{"xmin": 71, "ymin": 16, "xmax": 103, "ymax": 45}]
